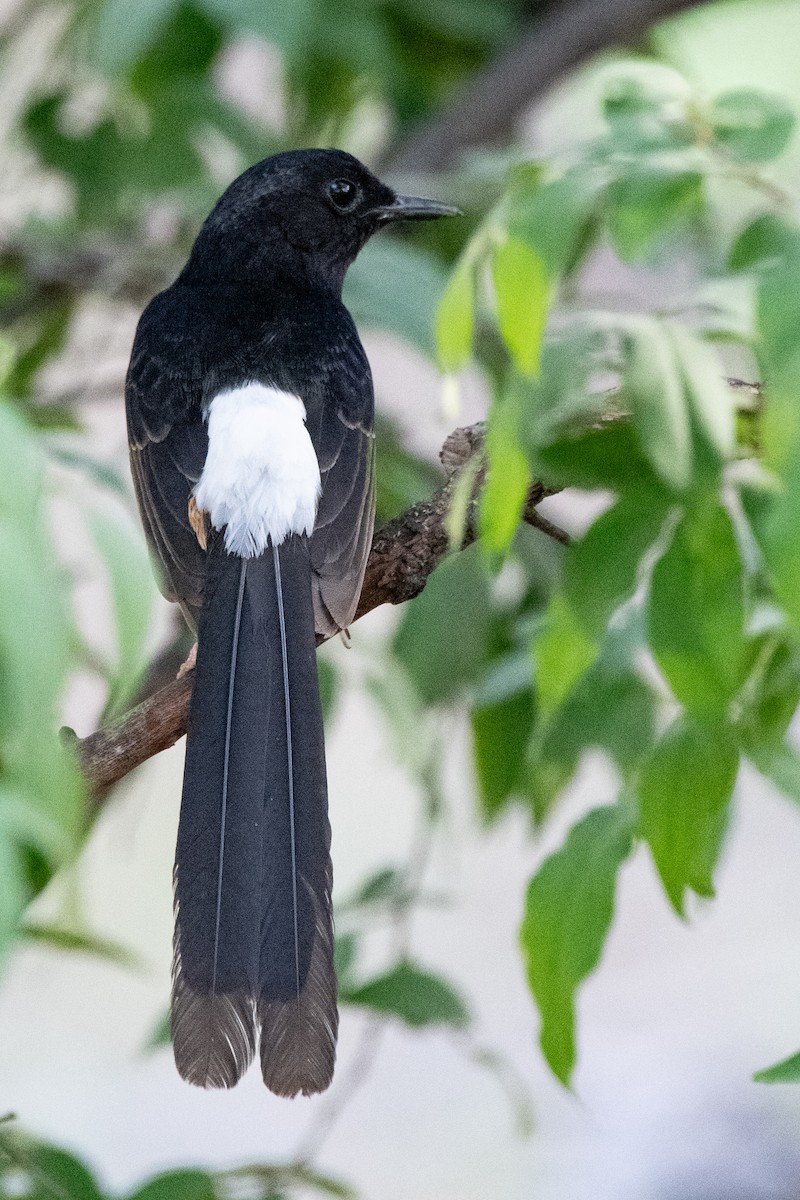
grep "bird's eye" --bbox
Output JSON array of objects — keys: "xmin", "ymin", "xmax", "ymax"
[{"xmin": 327, "ymin": 178, "xmax": 359, "ymax": 210}]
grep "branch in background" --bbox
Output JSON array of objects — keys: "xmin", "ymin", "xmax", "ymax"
[
  {"xmin": 75, "ymin": 421, "xmax": 560, "ymax": 797},
  {"xmin": 1, "ymin": 237, "xmax": 180, "ymax": 311},
  {"xmin": 386, "ymin": 0, "xmax": 705, "ymax": 173}
]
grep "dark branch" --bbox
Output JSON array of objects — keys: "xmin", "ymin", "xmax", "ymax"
[{"xmin": 386, "ymin": 0, "xmax": 706, "ymax": 174}]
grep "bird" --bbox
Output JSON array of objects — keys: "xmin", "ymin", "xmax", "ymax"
[{"xmin": 125, "ymin": 148, "xmax": 457, "ymax": 1097}]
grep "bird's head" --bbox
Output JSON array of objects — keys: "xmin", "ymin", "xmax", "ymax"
[{"xmin": 190, "ymin": 148, "xmax": 458, "ymax": 290}]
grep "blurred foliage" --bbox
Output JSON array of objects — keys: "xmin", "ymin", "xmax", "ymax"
[
  {"xmin": 428, "ymin": 66, "xmax": 800, "ymax": 1086},
  {"xmin": 0, "ymin": 1120, "xmax": 356, "ymax": 1200},
  {"xmin": 4, "ymin": 0, "xmax": 800, "ymax": 1190},
  {"xmin": 0, "ymin": 394, "xmax": 82, "ymax": 967}
]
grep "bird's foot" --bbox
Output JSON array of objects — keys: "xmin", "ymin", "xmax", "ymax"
[
  {"xmin": 188, "ymin": 496, "xmax": 209, "ymax": 550},
  {"xmin": 177, "ymin": 642, "xmax": 198, "ymax": 678}
]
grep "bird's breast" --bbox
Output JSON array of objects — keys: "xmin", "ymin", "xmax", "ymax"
[{"xmin": 194, "ymin": 382, "xmax": 321, "ymax": 557}]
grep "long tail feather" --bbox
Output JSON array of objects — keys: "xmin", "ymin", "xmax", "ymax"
[
  {"xmin": 172, "ymin": 544, "xmax": 259, "ymax": 1088},
  {"xmin": 254, "ymin": 536, "xmax": 337, "ymax": 1096},
  {"xmin": 273, "ymin": 544, "xmax": 302, "ymax": 1007},
  {"xmin": 171, "ymin": 531, "xmax": 336, "ymax": 1095}
]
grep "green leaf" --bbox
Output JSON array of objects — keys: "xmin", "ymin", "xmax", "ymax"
[
  {"xmin": 520, "ymin": 806, "xmax": 634, "ymax": 1085},
  {"xmin": 344, "ymin": 239, "xmax": 447, "ymax": 358},
  {"xmin": 729, "ymin": 213, "xmax": 800, "ymax": 272},
  {"xmin": 333, "ymin": 932, "xmax": 358, "ymax": 988},
  {"xmin": 0, "ymin": 398, "xmax": 46, "ymax": 519},
  {"xmin": 608, "ymin": 169, "xmax": 702, "ymax": 262},
  {"xmin": 530, "ymin": 617, "xmax": 657, "ymax": 818},
  {"xmin": 758, "ymin": 255, "xmax": 800, "ymax": 387},
  {"xmin": 755, "ymin": 448, "xmax": 800, "ymax": 630},
  {"xmin": 516, "ymin": 326, "xmax": 605, "ymax": 450},
  {"xmin": 19, "ymin": 923, "xmax": 138, "ymax": 967},
  {"xmin": 0, "ymin": 405, "xmax": 83, "ymax": 859},
  {"xmin": 317, "ymin": 655, "xmax": 338, "ymax": 722},
  {"xmin": 0, "ymin": 528, "xmax": 81, "ymax": 832},
  {"xmin": 397, "ymin": 0, "xmax": 513, "ymax": 43},
  {"xmin": 565, "ymin": 488, "xmax": 671, "ymax": 639},
  {"xmin": 622, "ymin": 320, "xmax": 691, "ymax": 490},
  {"xmin": 91, "ymin": 0, "xmax": 179, "ymax": 74},
  {"xmin": 349, "ymin": 867, "xmax": 403, "ymax": 906},
  {"xmin": 341, "ymin": 961, "xmax": 470, "ymax": 1029},
  {"xmin": 26, "ymin": 7, "xmax": 261, "ymax": 227},
  {"xmin": 0, "ymin": 1131, "xmax": 105, "ymax": 1200},
  {"xmin": 648, "ymin": 502, "xmax": 746, "ymax": 714},
  {"xmin": 444, "ymin": 455, "xmax": 481, "ymax": 551},
  {"xmin": 736, "ymin": 626, "xmax": 800, "ymax": 747},
  {"xmin": 711, "ymin": 89, "xmax": 796, "ymax": 164},
  {"xmin": 6, "ymin": 299, "xmax": 73, "ymax": 402},
  {"xmin": 473, "ymin": 648, "xmax": 533, "ymax": 708},
  {"xmin": 508, "ymin": 168, "xmax": 603, "ymax": 276},
  {"xmin": 0, "ymin": 787, "xmax": 73, "ymax": 869},
  {"xmin": 131, "ymin": 4, "xmax": 221, "ymax": 81},
  {"xmin": 754, "ymin": 1048, "xmax": 800, "ymax": 1083},
  {"xmin": 374, "ymin": 413, "xmax": 441, "ymax": 523},
  {"xmin": 88, "ymin": 512, "xmax": 157, "ymax": 713},
  {"xmin": 667, "ymin": 324, "xmax": 735, "ymax": 467},
  {"xmin": 533, "ymin": 422, "xmax": 662, "ymax": 493},
  {"xmin": 127, "ymin": 1170, "xmax": 216, "ymax": 1200},
  {"xmin": 436, "ymin": 260, "xmax": 475, "ymax": 372},
  {"xmin": 480, "ymin": 392, "xmax": 531, "ymax": 554},
  {"xmin": 0, "ymin": 832, "xmax": 27, "ymax": 966},
  {"xmin": 534, "ymin": 594, "xmax": 597, "ymax": 721},
  {"xmin": 393, "ymin": 546, "xmax": 492, "ymax": 705},
  {"xmin": 143, "ymin": 1008, "xmax": 171, "ymax": 1051},
  {"xmin": 47, "ymin": 446, "xmax": 130, "ymax": 499},
  {"xmin": 745, "ymin": 738, "xmax": 800, "ymax": 806},
  {"xmin": 198, "ymin": 0, "xmax": 314, "ymax": 56},
  {"xmin": 492, "ymin": 237, "xmax": 550, "ymax": 376},
  {"xmin": 471, "ymin": 689, "xmax": 535, "ymax": 820},
  {"xmin": 602, "ymin": 76, "xmax": 694, "ymax": 152},
  {"xmin": 637, "ymin": 717, "xmax": 738, "ymax": 915}
]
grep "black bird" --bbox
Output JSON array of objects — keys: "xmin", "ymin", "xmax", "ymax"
[{"xmin": 125, "ymin": 149, "xmax": 457, "ymax": 1096}]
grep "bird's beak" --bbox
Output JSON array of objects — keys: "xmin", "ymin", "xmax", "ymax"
[{"xmin": 373, "ymin": 194, "xmax": 462, "ymax": 222}]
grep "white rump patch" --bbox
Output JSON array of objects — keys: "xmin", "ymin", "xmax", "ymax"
[{"xmin": 194, "ymin": 383, "xmax": 321, "ymax": 557}]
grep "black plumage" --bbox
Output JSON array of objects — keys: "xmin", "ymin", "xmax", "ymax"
[{"xmin": 125, "ymin": 149, "xmax": 457, "ymax": 1095}]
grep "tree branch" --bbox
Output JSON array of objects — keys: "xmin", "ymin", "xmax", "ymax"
[
  {"xmin": 75, "ymin": 372, "xmax": 764, "ymax": 797},
  {"xmin": 75, "ymin": 422, "xmax": 560, "ymax": 796},
  {"xmin": 385, "ymin": 0, "xmax": 706, "ymax": 174}
]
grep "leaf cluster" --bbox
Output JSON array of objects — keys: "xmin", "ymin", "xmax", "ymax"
[
  {"xmin": 0, "ymin": 398, "xmax": 82, "ymax": 966},
  {"xmin": 426, "ymin": 65, "xmax": 800, "ymax": 1085}
]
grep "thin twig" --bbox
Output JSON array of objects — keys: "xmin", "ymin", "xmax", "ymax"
[
  {"xmin": 526, "ymin": 505, "xmax": 571, "ymax": 546},
  {"xmin": 291, "ymin": 1018, "xmax": 385, "ymax": 1167}
]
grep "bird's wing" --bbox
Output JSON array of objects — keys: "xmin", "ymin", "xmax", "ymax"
[
  {"xmin": 305, "ymin": 332, "xmax": 376, "ymax": 638},
  {"xmin": 127, "ymin": 297, "xmax": 376, "ymax": 638},
  {"xmin": 126, "ymin": 311, "xmax": 209, "ymax": 631}
]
